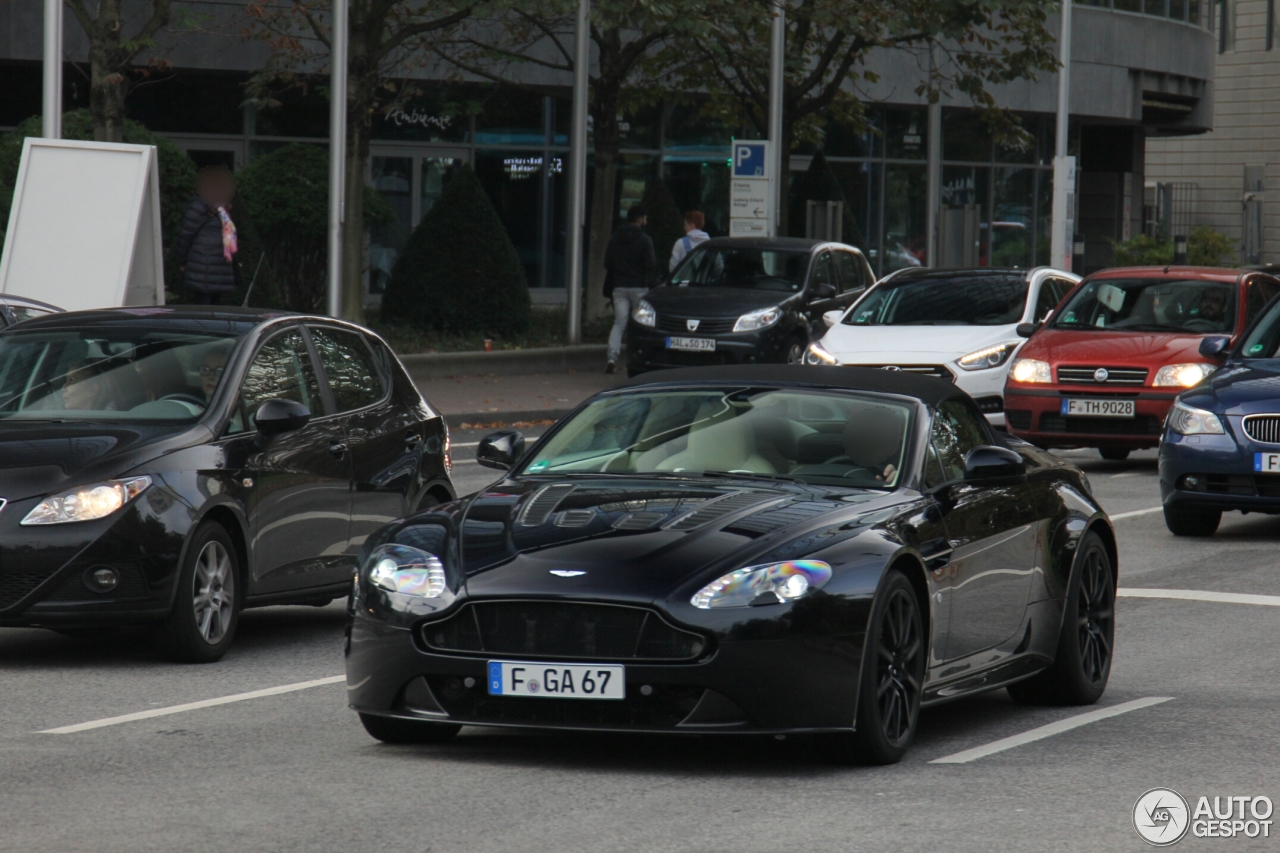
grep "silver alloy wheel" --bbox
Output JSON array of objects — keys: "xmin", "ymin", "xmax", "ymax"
[
  {"xmin": 787, "ymin": 341, "xmax": 806, "ymax": 364},
  {"xmin": 192, "ymin": 540, "xmax": 234, "ymax": 645}
]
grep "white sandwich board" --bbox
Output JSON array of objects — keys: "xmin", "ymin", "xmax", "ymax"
[{"xmin": 0, "ymin": 138, "xmax": 165, "ymax": 311}]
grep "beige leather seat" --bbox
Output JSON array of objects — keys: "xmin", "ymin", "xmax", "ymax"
[{"xmin": 653, "ymin": 405, "xmax": 775, "ymax": 474}]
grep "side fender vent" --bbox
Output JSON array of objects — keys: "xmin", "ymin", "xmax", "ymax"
[{"xmin": 555, "ymin": 509, "xmax": 597, "ymax": 528}]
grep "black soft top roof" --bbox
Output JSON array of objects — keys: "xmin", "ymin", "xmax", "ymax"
[{"xmin": 620, "ymin": 365, "xmax": 966, "ymax": 408}]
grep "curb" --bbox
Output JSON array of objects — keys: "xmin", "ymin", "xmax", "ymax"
[
  {"xmin": 444, "ymin": 408, "xmax": 572, "ymax": 430},
  {"xmin": 400, "ymin": 345, "xmax": 607, "ymax": 380}
]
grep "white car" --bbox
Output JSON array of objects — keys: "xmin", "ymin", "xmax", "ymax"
[{"xmin": 804, "ymin": 267, "xmax": 1081, "ymax": 426}]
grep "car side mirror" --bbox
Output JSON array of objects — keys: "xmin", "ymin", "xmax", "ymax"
[
  {"xmin": 477, "ymin": 430, "xmax": 526, "ymax": 471},
  {"xmin": 1199, "ymin": 335, "xmax": 1231, "ymax": 359},
  {"xmin": 1015, "ymin": 322, "xmax": 1039, "ymax": 339},
  {"xmin": 812, "ymin": 282, "xmax": 837, "ymax": 299},
  {"xmin": 822, "ymin": 309, "xmax": 843, "ymax": 328},
  {"xmin": 253, "ymin": 399, "xmax": 311, "ymax": 449},
  {"xmin": 963, "ymin": 445, "xmax": 1026, "ymax": 483}
]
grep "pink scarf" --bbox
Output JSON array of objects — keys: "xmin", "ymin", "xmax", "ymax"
[{"xmin": 217, "ymin": 206, "xmax": 238, "ymax": 262}]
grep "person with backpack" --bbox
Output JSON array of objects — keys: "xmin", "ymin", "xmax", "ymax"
[
  {"xmin": 668, "ymin": 210, "xmax": 710, "ymax": 272},
  {"xmin": 603, "ymin": 205, "xmax": 656, "ymax": 374},
  {"xmin": 171, "ymin": 165, "xmax": 241, "ymax": 305}
]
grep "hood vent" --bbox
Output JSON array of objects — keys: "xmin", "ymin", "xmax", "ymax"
[
  {"xmin": 665, "ymin": 491, "xmax": 777, "ymax": 531},
  {"xmin": 613, "ymin": 511, "xmax": 669, "ymax": 531},
  {"xmin": 555, "ymin": 509, "xmax": 597, "ymax": 528},
  {"xmin": 726, "ymin": 501, "xmax": 833, "ymax": 538},
  {"xmin": 519, "ymin": 484, "xmax": 575, "ymax": 526}
]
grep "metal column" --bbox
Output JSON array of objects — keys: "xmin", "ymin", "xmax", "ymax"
[
  {"xmin": 43, "ymin": 0, "xmax": 62, "ymax": 139},
  {"xmin": 327, "ymin": 0, "xmax": 349, "ymax": 318},
  {"xmin": 926, "ymin": 100, "xmax": 942, "ymax": 267},
  {"xmin": 1050, "ymin": 0, "xmax": 1076, "ymax": 271},
  {"xmin": 767, "ymin": 2, "xmax": 785, "ymax": 237},
  {"xmin": 565, "ymin": 0, "xmax": 590, "ymax": 344}
]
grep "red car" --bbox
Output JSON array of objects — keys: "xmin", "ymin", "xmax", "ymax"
[{"xmin": 1004, "ymin": 267, "xmax": 1280, "ymax": 459}]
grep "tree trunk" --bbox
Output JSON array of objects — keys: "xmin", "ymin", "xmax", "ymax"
[
  {"xmin": 87, "ymin": 30, "xmax": 126, "ymax": 142},
  {"xmin": 777, "ymin": 118, "xmax": 793, "ymax": 237},
  {"xmin": 584, "ymin": 95, "xmax": 622, "ymax": 322}
]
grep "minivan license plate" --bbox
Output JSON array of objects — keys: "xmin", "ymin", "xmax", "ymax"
[
  {"xmin": 1061, "ymin": 398, "xmax": 1135, "ymax": 418},
  {"xmin": 1255, "ymin": 453, "xmax": 1280, "ymax": 473},
  {"xmin": 666, "ymin": 336, "xmax": 715, "ymax": 352},
  {"xmin": 487, "ymin": 661, "xmax": 625, "ymax": 700}
]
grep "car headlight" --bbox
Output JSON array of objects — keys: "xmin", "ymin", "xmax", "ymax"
[
  {"xmin": 804, "ymin": 341, "xmax": 840, "ymax": 366},
  {"xmin": 958, "ymin": 341, "xmax": 1021, "ymax": 371},
  {"xmin": 364, "ymin": 544, "xmax": 447, "ymax": 598},
  {"xmin": 1154, "ymin": 363, "xmax": 1214, "ymax": 388},
  {"xmin": 631, "ymin": 299, "xmax": 656, "ymax": 328},
  {"xmin": 732, "ymin": 306, "xmax": 782, "ymax": 333},
  {"xmin": 1010, "ymin": 358, "xmax": 1052, "ymax": 384},
  {"xmin": 1166, "ymin": 400, "xmax": 1225, "ymax": 436},
  {"xmin": 691, "ymin": 560, "xmax": 832, "ymax": 609},
  {"xmin": 21, "ymin": 476, "xmax": 151, "ymax": 526}
]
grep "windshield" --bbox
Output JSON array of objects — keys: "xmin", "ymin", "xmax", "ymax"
[
  {"xmin": 520, "ymin": 387, "xmax": 913, "ymax": 489},
  {"xmin": 670, "ymin": 248, "xmax": 810, "ymax": 293},
  {"xmin": 1240, "ymin": 298, "xmax": 1280, "ymax": 358},
  {"xmin": 844, "ymin": 276, "xmax": 1027, "ymax": 326},
  {"xmin": 0, "ymin": 328, "xmax": 242, "ymax": 422},
  {"xmin": 1053, "ymin": 278, "xmax": 1236, "ymax": 333}
]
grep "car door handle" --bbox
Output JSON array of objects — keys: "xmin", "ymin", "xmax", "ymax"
[
  {"xmin": 329, "ymin": 441, "xmax": 348, "ymax": 458},
  {"xmin": 404, "ymin": 432, "xmax": 422, "ymax": 448}
]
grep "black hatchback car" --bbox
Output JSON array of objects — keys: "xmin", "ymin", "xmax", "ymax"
[
  {"xmin": 0, "ymin": 307, "xmax": 454, "ymax": 661},
  {"xmin": 626, "ymin": 238, "xmax": 874, "ymax": 375}
]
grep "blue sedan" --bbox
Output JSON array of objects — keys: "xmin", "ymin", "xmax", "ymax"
[{"xmin": 1160, "ymin": 299, "xmax": 1280, "ymax": 535}]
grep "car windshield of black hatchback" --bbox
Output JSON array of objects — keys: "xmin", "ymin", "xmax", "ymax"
[
  {"xmin": 520, "ymin": 387, "xmax": 912, "ymax": 489},
  {"xmin": 844, "ymin": 275, "xmax": 1027, "ymax": 326},
  {"xmin": 0, "ymin": 328, "xmax": 242, "ymax": 422},
  {"xmin": 669, "ymin": 248, "xmax": 810, "ymax": 293},
  {"xmin": 1053, "ymin": 278, "xmax": 1236, "ymax": 333}
]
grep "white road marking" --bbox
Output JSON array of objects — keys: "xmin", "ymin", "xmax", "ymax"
[
  {"xmin": 1109, "ymin": 472, "xmax": 1137, "ymax": 479},
  {"xmin": 929, "ymin": 696, "xmax": 1174, "ymax": 764},
  {"xmin": 39, "ymin": 675, "xmax": 346, "ymax": 734},
  {"xmin": 1119, "ymin": 588, "xmax": 1280, "ymax": 607},
  {"xmin": 1110, "ymin": 506, "xmax": 1163, "ymax": 520}
]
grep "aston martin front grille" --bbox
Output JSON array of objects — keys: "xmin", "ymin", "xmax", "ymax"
[
  {"xmin": 421, "ymin": 601, "xmax": 708, "ymax": 661},
  {"xmin": 1057, "ymin": 366, "xmax": 1149, "ymax": 385},
  {"xmin": 1243, "ymin": 415, "xmax": 1280, "ymax": 445}
]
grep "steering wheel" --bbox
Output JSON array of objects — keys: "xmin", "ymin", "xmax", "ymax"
[
  {"xmin": 159, "ymin": 392, "xmax": 208, "ymax": 408},
  {"xmin": 1183, "ymin": 319, "xmax": 1219, "ymax": 332}
]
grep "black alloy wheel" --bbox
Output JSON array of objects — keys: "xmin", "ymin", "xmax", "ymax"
[
  {"xmin": 1098, "ymin": 447, "xmax": 1130, "ymax": 462},
  {"xmin": 359, "ymin": 712, "xmax": 461, "ymax": 745},
  {"xmin": 785, "ymin": 338, "xmax": 807, "ymax": 365},
  {"xmin": 1164, "ymin": 504, "xmax": 1222, "ymax": 537},
  {"xmin": 1008, "ymin": 531, "xmax": 1115, "ymax": 706},
  {"xmin": 154, "ymin": 521, "xmax": 241, "ymax": 663},
  {"xmin": 823, "ymin": 571, "xmax": 924, "ymax": 764}
]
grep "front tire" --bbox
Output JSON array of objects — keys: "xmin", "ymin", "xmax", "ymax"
[
  {"xmin": 1164, "ymin": 505, "xmax": 1221, "ymax": 537},
  {"xmin": 785, "ymin": 337, "xmax": 807, "ymax": 365},
  {"xmin": 1008, "ymin": 531, "xmax": 1114, "ymax": 706},
  {"xmin": 1098, "ymin": 447, "xmax": 1130, "ymax": 461},
  {"xmin": 154, "ymin": 522, "xmax": 240, "ymax": 663},
  {"xmin": 358, "ymin": 713, "xmax": 461, "ymax": 744},
  {"xmin": 822, "ymin": 572, "xmax": 924, "ymax": 765}
]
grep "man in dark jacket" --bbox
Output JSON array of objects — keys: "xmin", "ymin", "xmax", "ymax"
[
  {"xmin": 603, "ymin": 205, "xmax": 656, "ymax": 373},
  {"xmin": 171, "ymin": 166, "xmax": 240, "ymax": 304}
]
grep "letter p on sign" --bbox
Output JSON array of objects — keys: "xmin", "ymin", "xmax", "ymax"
[{"xmin": 733, "ymin": 143, "xmax": 767, "ymax": 178}]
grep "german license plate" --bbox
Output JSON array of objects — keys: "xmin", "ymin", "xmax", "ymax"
[
  {"xmin": 665, "ymin": 336, "xmax": 716, "ymax": 352},
  {"xmin": 1255, "ymin": 453, "xmax": 1280, "ymax": 473},
  {"xmin": 1061, "ymin": 398, "xmax": 1135, "ymax": 418},
  {"xmin": 487, "ymin": 661, "xmax": 625, "ymax": 700}
]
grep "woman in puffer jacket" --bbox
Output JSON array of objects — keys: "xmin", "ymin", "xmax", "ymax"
[{"xmin": 171, "ymin": 166, "xmax": 241, "ymax": 304}]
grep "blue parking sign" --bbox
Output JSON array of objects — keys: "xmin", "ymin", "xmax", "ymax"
[{"xmin": 732, "ymin": 142, "xmax": 768, "ymax": 178}]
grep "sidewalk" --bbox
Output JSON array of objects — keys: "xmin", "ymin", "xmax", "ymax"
[{"xmin": 417, "ymin": 369, "xmax": 627, "ymax": 428}]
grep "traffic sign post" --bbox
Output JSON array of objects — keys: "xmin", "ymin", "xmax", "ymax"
[{"xmin": 730, "ymin": 140, "xmax": 775, "ymax": 237}]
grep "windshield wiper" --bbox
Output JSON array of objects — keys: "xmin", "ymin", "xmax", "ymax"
[{"xmin": 695, "ymin": 470, "xmax": 808, "ymax": 485}]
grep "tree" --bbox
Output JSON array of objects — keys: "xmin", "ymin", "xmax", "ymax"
[
  {"xmin": 439, "ymin": 1, "xmax": 705, "ymax": 320},
  {"xmin": 236, "ymin": 142, "xmax": 392, "ymax": 312},
  {"xmin": 680, "ymin": 0, "xmax": 1058, "ymax": 232},
  {"xmin": 244, "ymin": 0, "xmax": 480, "ymax": 320},
  {"xmin": 641, "ymin": 177, "xmax": 684, "ymax": 274},
  {"xmin": 63, "ymin": 0, "xmax": 175, "ymax": 142},
  {"xmin": 381, "ymin": 164, "xmax": 530, "ymax": 336}
]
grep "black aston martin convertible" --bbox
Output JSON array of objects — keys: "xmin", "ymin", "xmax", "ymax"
[{"xmin": 345, "ymin": 365, "xmax": 1116, "ymax": 763}]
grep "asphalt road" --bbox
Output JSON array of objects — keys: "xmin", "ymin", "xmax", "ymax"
[{"xmin": 3, "ymin": 447, "xmax": 1279, "ymax": 853}]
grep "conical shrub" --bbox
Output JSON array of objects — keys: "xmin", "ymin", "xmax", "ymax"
[{"xmin": 383, "ymin": 164, "xmax": 530, "ymax": 337}]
